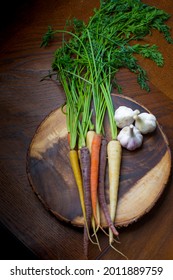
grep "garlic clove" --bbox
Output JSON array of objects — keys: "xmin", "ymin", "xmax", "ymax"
[
  {"xmin": 133, "ymin": 112, "xmax": 157, "ymax": 134},
  {"xmin": 114, "ymin": 106, "xmax": 140, "ymax": 128},
  {"xmin": 117, "ymin": 124, "xmax": 143, "ymax": 151}
]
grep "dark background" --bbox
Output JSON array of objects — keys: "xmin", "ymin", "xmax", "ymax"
[{"xmin": 0, "ymin": 1, "xmax": 37, "ymax": 260}]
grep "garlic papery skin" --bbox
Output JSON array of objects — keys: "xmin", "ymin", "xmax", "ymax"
[
  {"xmin": 114, "ymin": 106, "xmax": 140, "ymax": 128},
  {"xmin": 133, "ymin": 112, "xmax": 157, "ymax": 134},
  {"xmin": 117, "ymin": 124, "xmax": 143, "ymax": 151}
]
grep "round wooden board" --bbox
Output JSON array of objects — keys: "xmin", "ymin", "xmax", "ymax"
[{"xmin": 27, "ymin": 95, "xmax": 171, "ymax": 227}]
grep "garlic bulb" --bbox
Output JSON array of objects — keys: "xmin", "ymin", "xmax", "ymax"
[
  {"xmin": 117, "ymin": 124, "xmax": 143, "ymax": 151},
  {"xmin": 114, "ymin": 106, "xmax": 140, "ymax": 128},
  {"xmin": 133, "ymin": 112, "xmax": 157, "ymax": 134}
]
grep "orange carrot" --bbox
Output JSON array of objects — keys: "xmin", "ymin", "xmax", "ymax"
[
  {"xmin": 90, "ymin": 133, "xmax": 102, "ymax": 224},
  {"xmin": 87, "ymin": 130, "xmax": 101, "ymax": 225},
  {"xmin": 86, "ymin": 130, "xmax": 101, "ymax": 251}
]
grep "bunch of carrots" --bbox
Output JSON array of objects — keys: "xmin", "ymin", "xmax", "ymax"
[
  {"xmin": 41, "ymin": 0, "xmax": 173, "ymax": 257},
  {"xmin": 52, "ymin": 29, "xmax": 123, "ymax": 257}
]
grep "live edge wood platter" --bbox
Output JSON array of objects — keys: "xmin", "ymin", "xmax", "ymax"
[{"xmin": 27, "ymin": 94, "xmax": 171, "ymax": 228}]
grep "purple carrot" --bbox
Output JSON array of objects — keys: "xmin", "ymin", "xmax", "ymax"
[
  {"xmin": 80, "ymin": 146, "xmax": 92, "ymax": 257},
  {"xmin": 98, "ymin": 138, "xmax": 119, "ymax": 237}
]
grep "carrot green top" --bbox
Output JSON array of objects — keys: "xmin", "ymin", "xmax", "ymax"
[{"xmin": 41, "ymin": 0, "xmax": 173, "ymax": 145}]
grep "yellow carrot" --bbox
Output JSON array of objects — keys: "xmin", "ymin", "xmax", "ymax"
[
  {"xmin": 69, "ymin": 149, "xmax": 86, "ymax": 220},
  {"xmin": 107, "ymin": 139, "xmax": 122, "ymax": 245}
]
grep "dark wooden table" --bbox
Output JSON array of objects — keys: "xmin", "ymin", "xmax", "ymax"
[{"xmin": 1, "ymin": 0, "xmax": 173, "ymax": 260}]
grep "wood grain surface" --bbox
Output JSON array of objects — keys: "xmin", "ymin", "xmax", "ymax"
[
  {"xmin": 27, "ymin": 95, "xmax": 171, "ymax": 228},
  {"xmin": 0, "ymin": 0, "xmax": 173, "ymax": 260}
]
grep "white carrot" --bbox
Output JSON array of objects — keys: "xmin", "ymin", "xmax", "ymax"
[
  {"xmin": 107, "ymin": 139, "xmax": 122, "ymax": 245},
  {"xmin": 86, "ymin": 130, "xmax": 96, "ymax": 153}
]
